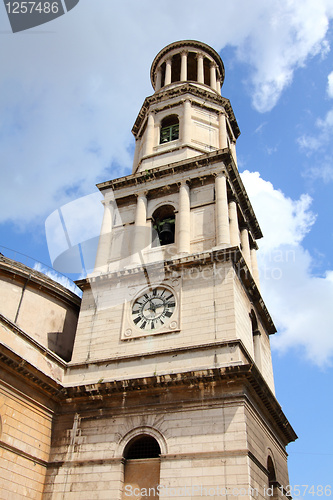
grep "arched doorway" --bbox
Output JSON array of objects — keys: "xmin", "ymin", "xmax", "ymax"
[{"xmin": 122, "ymin": 435, "xmax": 161, "ymax": 499}]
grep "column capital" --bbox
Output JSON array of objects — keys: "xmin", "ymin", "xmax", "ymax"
[
  {"xmin": 180, "ymin": 49, "xmax": 189, "ymax": 56},
  {"xmin": 212, "ymin": 169, "xmax": 227, "ymax": 178},
  {"xmin": 240, "ymin": 222, "xmax": 250, "ymax": 231},
  {"xmin": 177, "ymin": 179, "xmax": 191, "ymax": 188},
  {"xmin": 228, "ymin": 193, "xmax": 237, "ymax": 203},
  {"xmin": 135, "ymin": 190, "xmax": 148, "ymax": 198},
  {"xmin": 196, "ymin": 52, "xmax": 204, "ymax": 60},
  {"xmin": 102, "ymin": 198, "xmax": 116, "ymax": 208}
]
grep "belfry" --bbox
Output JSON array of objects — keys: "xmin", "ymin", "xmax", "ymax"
[{"xmin": 0, "ymin": 41, "xmax": 296, "ymax": 499}]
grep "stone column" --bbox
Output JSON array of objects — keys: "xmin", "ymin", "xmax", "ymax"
[
  {"xmin": 216, "ymin": 79, "xmax": 221, "ymax": 94},
  {"xmin": 180, "ymin": 51, "xmax": 188, "ymax": 81},
  {"xmin": 228, "ymin": 198, "xmax": 240, "ymax": 247},
  {"xmin": 251, "ymin": 247, "xmax": 260, "ymax": 289},
  {"xmin": 94, "ymin": 196, "xmax": 115, "ymax": 271},
  {"xmin": 210, "ymin": 63, "xmax": 217, "ymax": 91},
  {"xmin": 215, "ymin": 172, "xmax": 230, "ymax": 247},
  {"xmin": 165, "ymin": 58, "xmax": 172, "ymax": 86},
  {"xmin": 178, "ymin": 181, "xmax": 191, "ymax": 254},
  {"xmin": 155, "ymin": 67, "xmax": 162, "ymax": 91},
  {"xmin": 230, "ymin": 140, "xmax": 237, "ymax": 166},
  {"xmin": 183, "ymin": 99, "xmax": 192, "ymax": 144},
  {"xmin": 143, "ymin": 113, "xmax": 155, "ymax": 157},
  {"xmin": 132, "ymin": 192, "xmax": 148, "ymax": 264},
  {"xmin": 197, "ymin": 53, "xmax": 204, "ymax": 84},
  {"xmin": 219, "ymin": 112, "xmax": 228, "ymax": 150},
  {"xmin": 240, "ymin": 226, "xmax": 252, "ymax": 271}
]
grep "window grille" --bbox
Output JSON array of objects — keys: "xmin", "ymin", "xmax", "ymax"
[{"xmin": 160, "ymin": 123, "xmax": 179, "ymax": 143}]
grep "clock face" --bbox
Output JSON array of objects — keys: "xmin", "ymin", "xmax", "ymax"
[{"xmin": 131, "ymin": 287, "xmax": 176, "ymax": 331}]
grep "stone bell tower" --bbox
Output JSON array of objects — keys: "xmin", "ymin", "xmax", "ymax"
[{"xmin": 44, "ymin": 41, "xmax": 296, "ymax": 499}]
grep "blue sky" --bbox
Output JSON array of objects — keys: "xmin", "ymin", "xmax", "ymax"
[{"xmin": 1, "ymin": 0, "xmax": 333, "ymax": 493}]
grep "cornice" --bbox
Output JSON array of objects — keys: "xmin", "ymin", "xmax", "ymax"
[
  {"xmin": 0, "ymin": 334, "xmax": 296, "ymax": 443},
  {"xmin": 64, "ymin": 364, "xmax": 297, "ymax": 445},
  {"xmin": 0, "ymin": 313, "xmax": 68, "ymax": 368},
  {"xmin": 0, "ymin": 341, "xmax": 66, "ymax": 401}
]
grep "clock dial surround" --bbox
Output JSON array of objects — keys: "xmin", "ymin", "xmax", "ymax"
[{"xmin": 131, "ymin": 287, "xmax": 176, "ymax": 331}]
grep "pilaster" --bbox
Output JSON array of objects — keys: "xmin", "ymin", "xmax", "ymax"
[
  {"xmin": 177, "ymin": 181, "xmax": 191, "ymax": 254},
  {"xmin": 215, "ymin": 172, "xmax": 230, "ymax": 247}
]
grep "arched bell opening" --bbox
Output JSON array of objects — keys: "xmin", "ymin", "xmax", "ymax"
[
  {"xmin": 152, "ymin": 205, "xmax": 176, "ymax": 247},
  {"xmin": 122, "ymin": 435, "xmax": 161, "ymax": 500},
  {"xmin": 160, "ymin": 115, "xmax": 179, "ymax": 144}
]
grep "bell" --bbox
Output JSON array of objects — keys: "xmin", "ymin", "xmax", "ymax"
[{"xmin": 159, "ymin": 222, "xmax": 174, "ymax": 245}]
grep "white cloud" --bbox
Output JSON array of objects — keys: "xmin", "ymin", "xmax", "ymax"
[
  {"xmin": 241, "ymin": 170, "xmax": 333, "ymax": 367},
  {"xmin": 327, "ymin": 71, "xmax": 333, "ymax": 97},
  {"xmin": 234, "ymin": 0, "xmax": 333, "ymax": 111},
  {"xmin": 1, "ymin": 0, "xmax": 333, "ymax": 228},
  {"xmin": 297, "ymin": 106, "xmax": 333, "ymax": 183},
  {"xmin": 304, "ymin": 156, "xmax": 333, "ymax": 183}
]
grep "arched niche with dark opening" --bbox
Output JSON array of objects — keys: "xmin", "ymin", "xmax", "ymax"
[
  {"xmin": 152, "ymin": 205, "xmax": 176, "ymax": 247},
  {"xmin": 122, "ymin": 435, "xmax": 161, "ymax": 500},
  {"xmin": 267, "ymin": 456, "xmax": 276, "ymax": 484},
  {"xmin": 160, "ymin": 115, "xmax": 179, "ymax": 144}
]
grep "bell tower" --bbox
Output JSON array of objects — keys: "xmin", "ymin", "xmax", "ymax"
[
  {"xmin": 44, "ymin": 41, "xmax": 296, "ymax": 500},
  {"xmin": 132, "ymin": 40, "xmax": 238, "ymax": 173}
]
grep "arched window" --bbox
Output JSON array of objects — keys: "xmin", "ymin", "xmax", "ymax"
[
  {"xmin": 250, "ymin": 309, "xmax": 262, "ymax": 370},
  {"xmin": 267, "ymin": 456, "xmax": 278, "ymax": 500},
  {"xmin": 160, "ymin": 115, "xmax": 179, "ymax": 144},
  {"xmin": 122, "ymin": 435, "xmax": 161, "ymax": 500},
  {"xmin": 152, "ymin": 205, "xmax": 175, "ymax": 247},
  {"xmin": 267, "ymin": 456, "xmax": 276, "ymax": 484}
]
